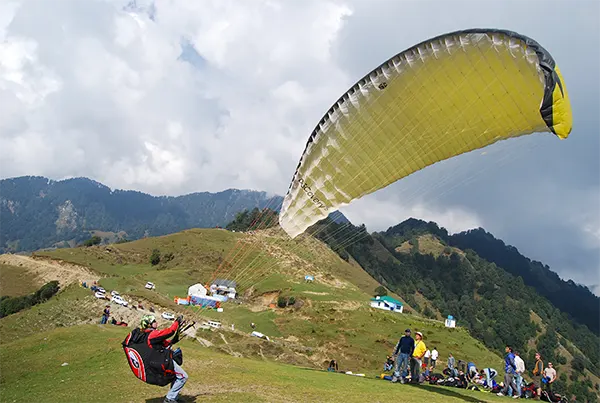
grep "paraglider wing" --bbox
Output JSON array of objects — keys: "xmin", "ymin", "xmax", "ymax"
[{"xmin": 278, "ymin": 28, "xmax": 572, "ymax": 239}]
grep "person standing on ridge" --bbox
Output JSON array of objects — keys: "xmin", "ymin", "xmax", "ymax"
[
  {"xmin": 101, "ymin": 305, "xmax": 110, "ymax": 324},
  {"xmin": 543, "ymin": 362, "xmax": 557, "ymax": 394},
  {"xmin": 532, "ymin": 352, "xmax": 544, "ymax": 399},
  {"xmin": 497, "ymin": 345, "xmax": 519, "ymax": 398},
  {"xmin": 424, "ymin": 348, "xmax": 431, "ymax": 369},
  {"xmin": 391, "ymin": 328, "xmax": 414, "ymax": 383},
  {"xmin": 514, "ymin": 351, "xmax": 526, "ymax": 397},
  {"xmin": 447, "ymin": 353, "xmax": 457, "ymax": 377},
  {"xmin": 410, "ymin": 331, "xmax": 427, "ymax": 383},
  {"xmin": 430, "ymin": 347, "xmax": 438, "ymax": 369}
]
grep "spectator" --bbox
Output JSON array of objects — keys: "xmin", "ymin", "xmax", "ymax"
[
  {"xmin": 447, "ymin": 353, "xmax": 457, "ymax": 377},
  {"xmin": 431, "ymin": 347, "xmax": 439, "ymax": 369},
  {"xmin": 424, "ymin": 349, "xmax": 431, "ymax": 369},
  {"xmin": 410, "ymin": 331, "xmax": 427, "ymax": 383},
  {"xmin": 391, "ymin": 328, "xmax": 414, "ymax": 383},
  {"xmin": 532, "ymin": 352, "xmax": 544, "ymax": 398},
  {"xmin": 514, "ymin": 351, "xmax": 526, "ymax": 397},
  {"xmin": 497, "ymin": 345, "xmax": 519, "ymax": 399},
  {"xmin": 543, "ymin": 362, "xmax": 557, "ymax": 393},
  {"xmin": 384, "ymin": 355, "xmax": 394, "ymax": 372},
  {"xmin": 100, "ymin": 305, "xmax": 110, "ymax": 324},
  {"xmin": 479, "ymin": 367, "xmax": 498, "ymax": 389},
  {"xmin": 466, "ymin": 361, "xmax": 478, "ymax": 381},
  {"xmin": 327, "ymin": 359, "xmax": 338, "ymax": 372}
]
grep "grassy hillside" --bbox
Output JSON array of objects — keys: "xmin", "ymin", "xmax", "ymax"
[
  {"xmin": 30, "ymin": 227, "xmax": 505, "ymax": 375},
  {"xmin": 309, "ymin": 219, "xmax": 600, "ymax": 401},
  {"xmin": 1, "ymin": 324, "xmax": 509, "ymax": 403},
  {"xmin": 2, "ymin": 224, "xmax": 597, "ymax": 401},
  {"xmin": 0, "ymin": 263, "xmax": 43, "ymax": 297}
]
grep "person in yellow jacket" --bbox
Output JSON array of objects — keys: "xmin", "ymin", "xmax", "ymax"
[{"xmin": 410, "ymin": 331, "xmax": 427, "ymax": 383}]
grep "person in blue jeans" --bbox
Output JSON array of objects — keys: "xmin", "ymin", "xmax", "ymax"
[
  {"xmin": 497, "ymin": 345, "xmax": 518, "ymax": 398},
  {"xmin": 391, "ymin": 328, "xmax": 414, "ymax": 383},
  {"xmin": 514, "ymin": 351, "xmax": 526, "ymax": 397},
  {"xmin": 100, "ymin": 305, "xmax": 110, "ymax": 324}
]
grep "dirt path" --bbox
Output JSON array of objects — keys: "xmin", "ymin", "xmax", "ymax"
[{"xmin": 0, "ymin": 254, "xmax": 100, "ymax": 288}]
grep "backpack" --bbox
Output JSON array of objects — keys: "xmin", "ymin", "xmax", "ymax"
[
  {"xmin": 521, "ymin": 382, "xmax": 537, "ymax": 399},
  {"xmin": 541, "ymin": 391, "xmax": 568, "ymax": 403},
  {"xmin": 122, "ymin": 328, "xmax": 176, "ymax": 386},
  {"xmin": 428, "ymin": 373, "xmax": 443, "ymax": 384},
  {"xmin": 455, "ymin": 374, "xmax": 468, "ymax": 388}
]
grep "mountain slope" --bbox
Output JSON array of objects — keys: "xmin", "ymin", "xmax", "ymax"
[
  {"xmin": 309, "ymin": 218, "xmax": 600, "ymax": 401},
  {"xmin": 1, "ymin": 220, "xmax": 598, "ymax": 400},
  {"xmin": 0, "ymin": 176, "xmax": 283, "ymax": 253},
  {"xmin": 1, "ymin": 176, "xmax": 350, "ymax": 254},
  {"xmin": 448, "ymin": 227, "xmax": 599, "ymax": 334}
]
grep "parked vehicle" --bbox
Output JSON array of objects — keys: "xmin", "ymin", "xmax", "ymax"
[
  {"xmin": 111, "ymin": 295, "xmax": 129, "ymax": 307},
  {"xmin": 161, "ymin": 312, "xmax": 175, "ymax": 320},
  {"xmin": 145, "ymin": 282, "xmax": 155, "ymax": 290}
]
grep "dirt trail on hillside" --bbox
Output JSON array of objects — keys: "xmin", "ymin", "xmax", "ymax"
[{"xmin": 0, "ymin": 254, "xmax": 100, "ymax": 288}]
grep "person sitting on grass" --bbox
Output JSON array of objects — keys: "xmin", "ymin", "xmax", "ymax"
[{"xmin": 384, "ymin": 356, "xmax": 394, "ymax": 372}]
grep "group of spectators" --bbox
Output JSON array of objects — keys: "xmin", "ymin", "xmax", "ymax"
[
  {"xmin": 389, "ymin": 328, "xmax": 432, "ymax": 384},
  {"xmin": 493, "ymin": 347, "xmax": 557, "ymax": 400},
  {"xmin": 387, "ymin": 329, "xmax": 558, "ymax": 400}
]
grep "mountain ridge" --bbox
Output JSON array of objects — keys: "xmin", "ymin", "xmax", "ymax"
[{"xmin": 1, "ymin": 175, "xmax": 288, "ymax": 253}]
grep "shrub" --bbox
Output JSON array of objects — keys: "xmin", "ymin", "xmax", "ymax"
[
  {"xmin": 150, "ymin": 249, "xmax": 161, "ymax": 266},
  {"xmin": 277, "ymin": 296, "xmax": 288, "ymax": 308}
]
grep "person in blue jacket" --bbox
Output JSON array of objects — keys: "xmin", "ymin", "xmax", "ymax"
[
  {"xmin": 466, "ymin": 361, "xmax": 478, "ymax": 381},
  {"xmin": 391, "ymin": 328, "xmax": 414, "ymax": 383},
  {"xmin": 497, "ymin": 345, "xmax": 519, "ymax": 397}
]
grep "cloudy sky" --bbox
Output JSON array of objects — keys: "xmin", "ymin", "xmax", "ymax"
[{"xmin": 0, "ymin": 0, "xmax": 598, "ymax": 293}]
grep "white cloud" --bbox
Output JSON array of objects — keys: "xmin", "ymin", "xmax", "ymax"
[
  {"xmin": 0, "ymin": 0, "xmax": 598, "ymax": 290},
  {"xmin": 0, "ymin": 0, "xmax": 353, "ymax": 196},
  {"xmin": 340, "ymin": 195, "xmax": 483, "ymax": 234}
]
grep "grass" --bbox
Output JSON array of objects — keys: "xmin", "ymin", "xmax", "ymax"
[
  {"xmin": 0, "ymin": 263, "xmax": 42, "ymax": 297},
  {"xmin": 0, "ymin": 284, "xmax": 99, "ymax": 343},
  {"xmin": 25, "ymin": 228, "xmax": 510, "ymax": 375},
  {"xmin": 0, "ymin": 324, "xmax": 507, "ymax": 403},
  {"xmin": 0, "ymin": 226, "xmax": 555, "ymax": 402}
]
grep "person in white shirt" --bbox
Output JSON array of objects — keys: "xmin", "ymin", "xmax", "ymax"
[
  {"xmin": 543, "ymin": 362, "xmax": 557, "ymax": 393},
  {"xmin": 514, "ymin": 351, "xmax": 526, "ymax": 398},
  {"xmin": 424, "ymin": 349, "xmax": 431, "ymax": 368},
  {"xmin": 431, "ymin": 347, "xmax": 439, "ymax": 369}
]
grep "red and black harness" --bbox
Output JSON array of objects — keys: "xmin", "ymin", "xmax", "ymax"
[{"xmin": 122, "ymin": 321, "xmax": 195, "ymax": 386}]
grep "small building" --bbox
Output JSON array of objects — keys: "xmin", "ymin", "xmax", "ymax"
[
  {"xmin": 211, "ymin": 279, "xmax": 237, "ymax": 299},
  {"xmin": 304, "ymin": 275, "xmax": 314, "ymax": 282},
  {"xmin": 188, "ymin": 283, "xmax": 207, "ymax": 298},
  {"xmin": 370, "ymin": 296, "xmax": 404, "ymax": 313},
  {"xmin": 445, "ymin": 315, "xmax": 456, "ymax": 328}
]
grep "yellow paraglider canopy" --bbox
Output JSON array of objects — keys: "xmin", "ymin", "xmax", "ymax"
[{"xmin": 279, "ymin": 28, "xmax": 572, "ymax": 239}]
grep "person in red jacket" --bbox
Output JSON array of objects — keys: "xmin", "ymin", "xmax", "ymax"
[{"xmin": 140, "ymin": 315, "xmax": 188, "ymax": 403}]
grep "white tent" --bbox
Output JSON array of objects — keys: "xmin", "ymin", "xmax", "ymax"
[{"xmin": 188, "ymin": 283, "xmax": 207, "ymax": 298}]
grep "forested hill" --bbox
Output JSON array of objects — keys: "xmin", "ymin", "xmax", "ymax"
[
  {"xmin": 0, "ymin": 176, "xmax": 282, "ymax": 253},
  {"xmin": 382, "ymin": 218, "xmax": 599, "ymax": 335},
  {"xmin": 308, "ymin": 217, "xmax": 600, "ymax": 401},
  {"xmin": 449, "ymin": 227, "xmax": 599, "ymax": 335}
]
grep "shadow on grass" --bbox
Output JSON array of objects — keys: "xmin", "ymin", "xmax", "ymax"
[
  {"xmin": 405, "ymin": 383, "xmax": 487, "ymax": 403},
  {"xmin": 146, "ymin": 394, "xmax": 198, "ymax": 403}
]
